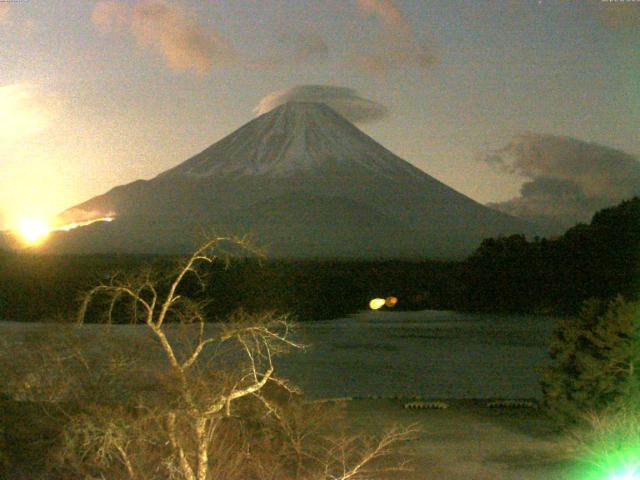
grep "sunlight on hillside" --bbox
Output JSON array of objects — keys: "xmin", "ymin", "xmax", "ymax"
[
  {"xmin": 13, "ymin": 216, "xmax": 115, "ymax": 247},
  {"xmin": 55, "ymin": 216, "xmax": 114, "ymax": 232}
]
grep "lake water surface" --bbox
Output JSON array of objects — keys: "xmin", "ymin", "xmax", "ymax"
[
  {"xmin": 278, "ymin": 310, "xmax": 557, "ymax": 400},
  {"xmin": 0, "ymin": 310, "xmax": 558, "ymax": 400}
]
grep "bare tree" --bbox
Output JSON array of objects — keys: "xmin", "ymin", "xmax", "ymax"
[
  {"xmin": 74, "ymin": 237, "xmax": 307, "ymax": 480},
  {"xmin": 3, "ymin": 237, "xmax": 417, "ymax": 480}
]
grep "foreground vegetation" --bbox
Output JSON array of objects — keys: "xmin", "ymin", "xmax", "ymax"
[
  {"xmin": 0, "ymin": 239, "xmax": 414, "ymax": 479},
  {"xmin": 2, "ymin": 397, "xmax": 577, "ymax": 480},
  {"xmin": 541, "ymin": 295, "xmax": 640, "ymax": 479}
]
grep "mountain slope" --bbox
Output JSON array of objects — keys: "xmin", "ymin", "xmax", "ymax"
[{"xmin": 49, "ymin": 102, "xmax": 536, "ymax": 258}]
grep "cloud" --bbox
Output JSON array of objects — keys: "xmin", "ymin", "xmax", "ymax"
[
  {"xmin": 351, "ymin": 0, "xmax": 438, "ymax": 73},
  {"xmin": 131, "ymin": 1, "xmax": 236, "ymax": 74},
  {"xmin": 286, "ymin": 31, "xmax": 330, "ymax": 63},
  {"xmin": 0, "ymin": 83, "xmax": 55, "ymax": 144},
  {"xmin": 481, "ymin": 134, "xmax": 640, "ymax": 230},
  {"xmin": 92, "ymin": 0, "xmax": 236, "ymax": 75},
  {"xmin": 257, "ymin": 31, "xmax": 329, "ymax": 68},
  {"xmin": 353, "ymin": 44, "xmax": 438, "ymax": 73},
  {"xmin": 0, "ymin": 6, "xmax": 39, "ymax": 37},
  {"xmin": 254, "ymin": 85, "xmax": 388, "ymax": 124},
  {"xmin": 92, "ymin": 1, "xmax": 130, "ymax": 33},
  {"xmin": 596, "ymin": 2, "xmax": 640, "ymax": 29},
  {"xmin": 0, "ymin": 4, "xmax": 10, "ymax": 24},
  {"xmin": 355, "ymin": 0, "xmax": 410, "ymax": 33}
]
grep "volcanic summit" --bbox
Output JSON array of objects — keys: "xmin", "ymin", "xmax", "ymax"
[{"xmin": 47, "ymin": 102, "xmax": 534, "ymax": 258}]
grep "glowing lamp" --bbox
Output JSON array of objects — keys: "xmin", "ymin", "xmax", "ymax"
[
  {"xmin": 575, "ymin": 446, "xmax": 640, "ymax": 480},
  {"xmin": 369, "ymin": 298, "xmax": 386, "ymax": 310},
  {"xmin": 608, "ymin": 467, "xmax": 640, "ymax": 480},
  {"xmin": 385, "ymin": 296, "xmax": 398, "ymax": 307}
]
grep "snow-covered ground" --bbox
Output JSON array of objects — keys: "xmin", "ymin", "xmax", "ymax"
[{"xmin": 0, "ymin": 310, "xmax": 557, "ymax": 400}]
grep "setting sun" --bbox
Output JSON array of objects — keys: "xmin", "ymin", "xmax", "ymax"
[{"xmin": 17, "ymin": 219, "xmax": 50, "ymax": 245}]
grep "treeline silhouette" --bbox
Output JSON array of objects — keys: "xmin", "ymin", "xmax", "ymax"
[
  {"xmin": 1, "ymin": 197, "xmax": 638, "ymax": 322},
  {"xmin": 460, "ymin": 197, "xmax": 640, "ymax": 314},
  {"xmin": 0, "ymin": 253, "xmax": 459, "ymax": 322}
]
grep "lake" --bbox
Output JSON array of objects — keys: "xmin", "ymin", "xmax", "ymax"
[
  {"xmin": 278, "ymin": 309, "xmax": 557, "ymax": 400},
  {"xmin": 0, "ymin": 310, "xmax": 558, "ymax": 400}
]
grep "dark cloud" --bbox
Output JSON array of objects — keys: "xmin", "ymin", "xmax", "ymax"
[
  {"xmin": 92, "ymin": 1, "xmax": 236, "ymax": 75},
  {"xmin": 520, "ymin": 177, "xmax": 583, "ymax": 198},
  {"xmin": 254, "ymin": 85, "xmax": 388, "ymax": 124},
  {"xmin": 487, "ymin": 177, "xmax": 606, "ymax": 232},
  {"xmin": 485, "ymin": 133, "xmax": 640, "ymax": 198},
  {"xmin": 481, "ymin": 134, "xmax": 640, "ymax": 230}
]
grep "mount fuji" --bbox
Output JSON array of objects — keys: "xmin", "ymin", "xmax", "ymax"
[{"xmin": 45, "ymin": 102, "xmax": 534, "ymax": 258}]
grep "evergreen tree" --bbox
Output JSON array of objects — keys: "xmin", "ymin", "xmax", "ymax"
[{"xmin": 541, "ymin": 296, "xmax": 640, "ymax": 424}]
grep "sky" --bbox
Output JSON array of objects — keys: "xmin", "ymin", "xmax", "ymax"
[{"xmin": 0, "ymin": 0, "xmax": 638, "ymax": 230}]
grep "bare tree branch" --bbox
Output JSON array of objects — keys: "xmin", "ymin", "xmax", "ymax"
[{"xmin": 16, "ymin": 237, "xmax": 418, "ymax": 480}]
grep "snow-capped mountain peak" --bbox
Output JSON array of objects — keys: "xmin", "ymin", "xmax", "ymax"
[{"xmin": 161, "ymin": 101, "xmax": 422, "ymax": 180}]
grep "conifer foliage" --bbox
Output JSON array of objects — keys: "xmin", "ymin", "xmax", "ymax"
[{"xmin": 541, "ymin": 296, "xmax": 640, "ymax": 424}]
